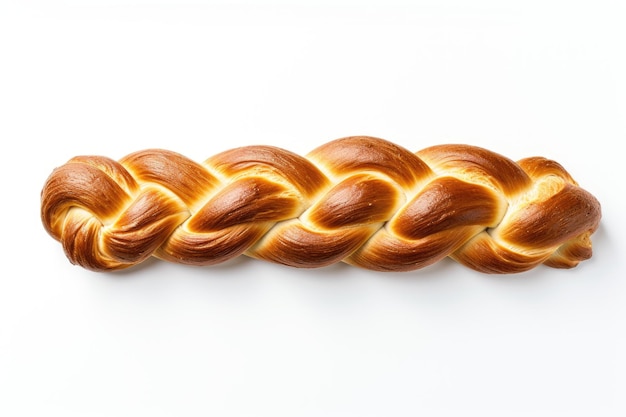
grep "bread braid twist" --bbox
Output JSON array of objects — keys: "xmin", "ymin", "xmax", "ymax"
[{"xmin": 41, "ymin": 136, "xmax": 601, "ymax": 273}]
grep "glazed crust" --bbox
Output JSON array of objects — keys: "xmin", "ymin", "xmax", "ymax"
[{"xmin": 41, "ymin": 136, "xmax": 601, "ymax": 273}]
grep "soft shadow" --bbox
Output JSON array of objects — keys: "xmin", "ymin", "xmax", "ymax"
[
  {"xmin": 108, "ymin": 256, "xmax": 162, "ymax": 277},
  {"xmin": 103, "ymin": 254, "xmax": 256, "ymax": 279},
  {"xmin": 370, "ymin": 257, "xmax": 465, "ymax": 282}
]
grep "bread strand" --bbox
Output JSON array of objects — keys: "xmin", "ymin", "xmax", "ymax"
[{"xmin": 40, "ymin": 136, "xmax": 601, "ymax": 273}]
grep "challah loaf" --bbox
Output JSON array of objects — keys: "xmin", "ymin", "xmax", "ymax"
[{"xmin": 41, "ymin": 136, "xmax": 601, "ymax": 273}]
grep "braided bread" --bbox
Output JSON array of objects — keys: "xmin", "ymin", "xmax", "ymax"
[{"xmin": 40, "ymin": 136, "xmax": 601, "ymax": 273}]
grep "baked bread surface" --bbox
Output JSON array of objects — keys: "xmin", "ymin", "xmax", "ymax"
[{"xmin": 41, "ymin": 136, "xmax": 601, "ymax": 273}]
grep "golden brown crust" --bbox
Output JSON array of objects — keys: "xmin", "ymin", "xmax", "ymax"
[{"xmin": 40, "ymin": 136, "xmax": 602, "ymax": 273}]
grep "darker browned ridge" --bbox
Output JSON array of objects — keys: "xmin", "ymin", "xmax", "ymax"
[{"xmin": 41, "ymin": 136, "xmax": 601, "ymax": 273}]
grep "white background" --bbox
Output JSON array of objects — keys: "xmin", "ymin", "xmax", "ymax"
[{"xmin": 1, "ymin": 1, "xmax": 625, "ymax": 416}]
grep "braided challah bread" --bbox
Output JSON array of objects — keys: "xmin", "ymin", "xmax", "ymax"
[{"xmin": 41, "ymin": 136, "xmax": 601, "ymax": 273}]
